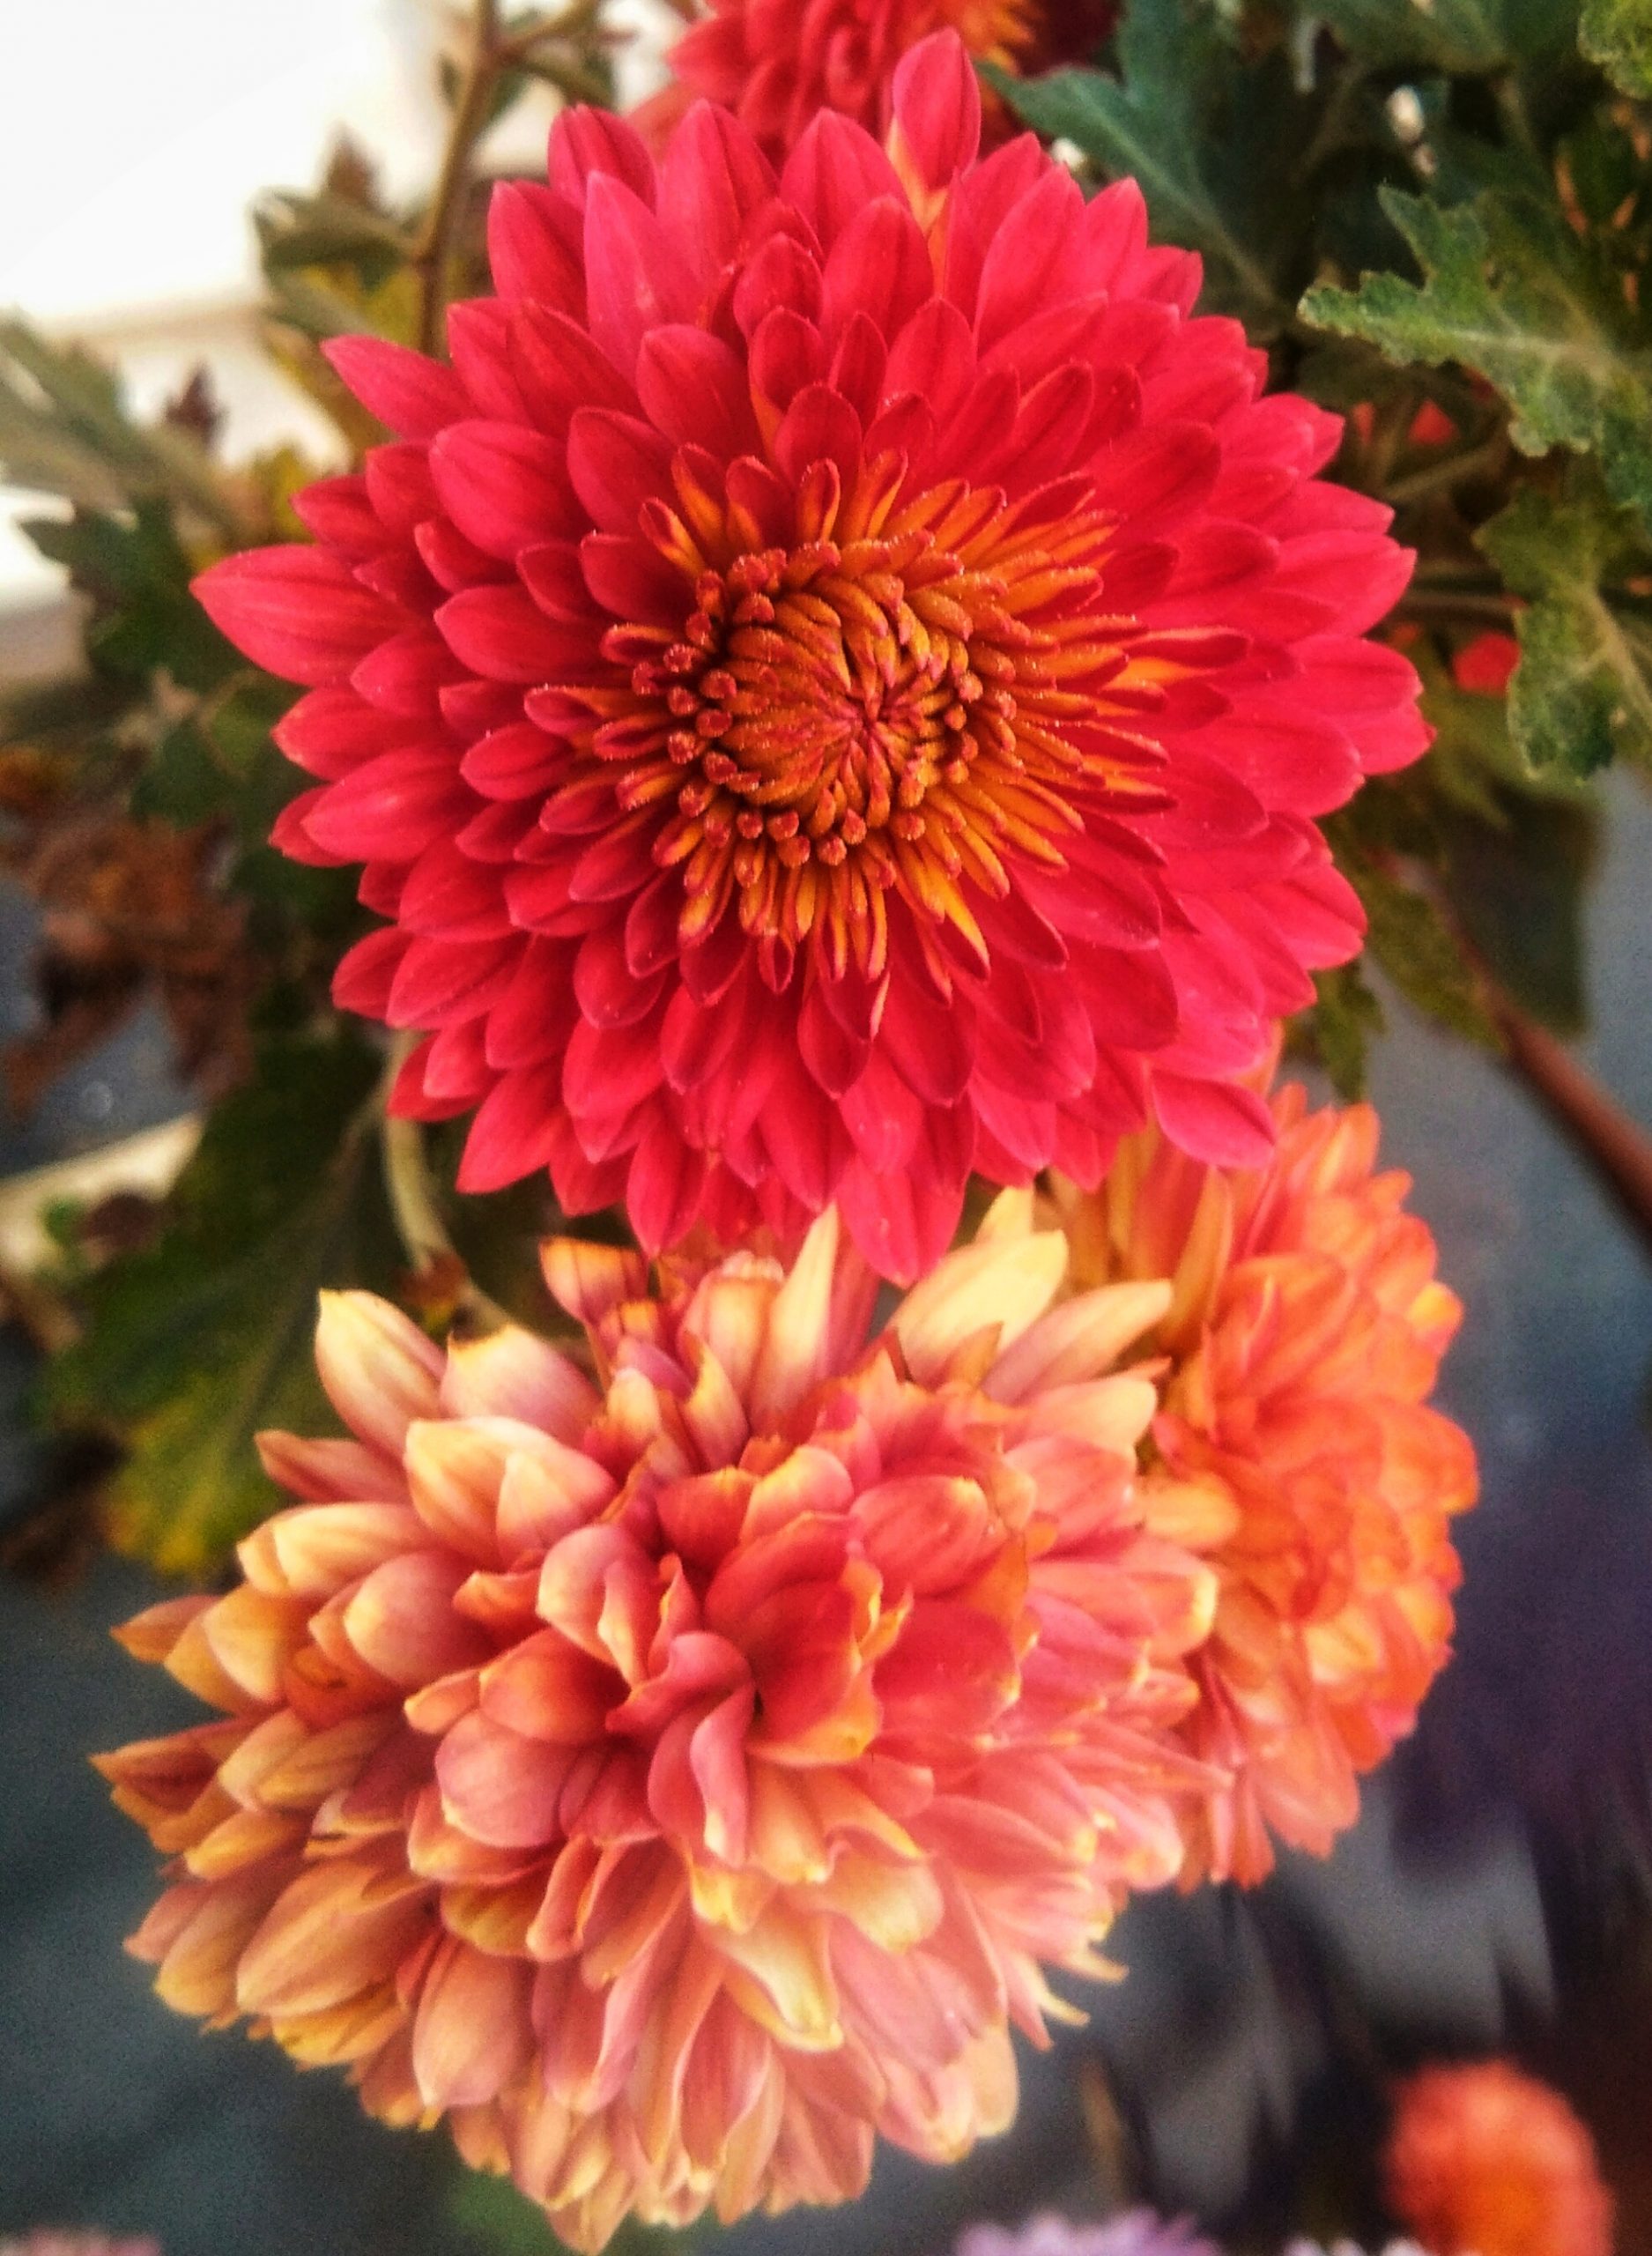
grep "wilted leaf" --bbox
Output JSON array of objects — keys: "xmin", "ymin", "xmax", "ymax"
[
  {"xmin": 1302, "ymin": 187, "xmax": 1652, "ymax": 531},
  {"xmin": 992, "ymin": 0, "xmax": 1313, "ymax": 334},
  {"xmin": 41, "ymin": 1028, "xmax": 402, "ymax": 1574},
  {"xmin": 1478, "ymin": 473, "xmax": 1652, "ymax": 771},
  {"xmin": 1581, "ymin": 0, "xmax": 1652, "ymax": 96}
]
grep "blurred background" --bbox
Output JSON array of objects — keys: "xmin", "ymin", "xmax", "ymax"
[{"xmin": 3, "ymin": 5, "xmax": 1650, "ymax": 2254}]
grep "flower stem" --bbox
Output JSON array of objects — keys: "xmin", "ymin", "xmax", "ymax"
[
  {"xmin": 379, "ymin": 1033, "xmax": 512, "ymax": 1331},
  {"xmin": 413, "ymin": 0, "xmax": 505, "ymax": 356},
  {"xmin": 1493, "ymin": 995, "xmax": 1652, "ymax": 1253}
]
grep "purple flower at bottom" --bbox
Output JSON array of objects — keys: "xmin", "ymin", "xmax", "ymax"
[{"xmin": 957, "ymin": 2211, "xmax": 1224, "ymax": 2256}]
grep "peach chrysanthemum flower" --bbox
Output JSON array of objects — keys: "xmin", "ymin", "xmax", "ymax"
[
  {"xmin": 645, "ymin": 0, "xmax": 1117, "ymax": 159},
  {"xmin": 1384, "ymin": 2060, "xmax": 1613, "ymax": 2256},
  {"xmin": 99, "ymin": 1206, "xmax": 1215, "ymax": 2251},
  {"xmin": 1046, "ymin": 1080, "xmax": 1478, "ymax": 1884}
]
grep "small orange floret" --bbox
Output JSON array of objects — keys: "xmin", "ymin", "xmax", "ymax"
[{"xmin": 1385, "ymin": 2060, "xmax": 1614, "ymax": 2256}]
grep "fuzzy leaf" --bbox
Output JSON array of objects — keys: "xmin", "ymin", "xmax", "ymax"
[
  {"xmin": 1478, "ymin": 477, "xmax": 1652, "ymax": 772},
  {"xmin": 992, "ymin": 0, "xmax": 1311, "ymax": 333},
  {"xmin": 41, "ymin": 1029, "xmax": 402, "ymax": 1574},
  {"xmin": 1581, "ymin": 0, "xmax": 1652, "ymax": 95},
  {"xmin": 1302, "ymin": 187, "xmax": 1652, "ymax": 531}
]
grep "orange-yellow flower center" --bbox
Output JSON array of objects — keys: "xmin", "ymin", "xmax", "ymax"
[{"xmin": 604, "ymin": 470, "xmax": 1137, "ymax": 983}]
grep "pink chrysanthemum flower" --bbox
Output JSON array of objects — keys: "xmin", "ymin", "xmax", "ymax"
[
  {"xmin": 198, "ymin": 34, "xmax": 1427, "ymax": 1282},
  {"xmin": 99, "ymin": 1206, "xmax": 1215, "ymax": 2250},
  {"xmin": 1385, "ymin": 2062, "xmax": 1613, "ymax": 2256},
  {"xmin": 643, "ymin": 0, "xmax": 1117, "ymax": 159},
  {"xmin": 1046, "ymin": 1080, "xmax": 1478, "ymax": 1884}
]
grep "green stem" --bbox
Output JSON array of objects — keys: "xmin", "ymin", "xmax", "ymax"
[
  {"xmin": 412, "ymin": 0, "xmax": 505, "ymax": 357},
  {"xmin": 379, "ymin": 1033, "xmax": 512, "ymax": 1332},
  {"xmin": 1395, "ymin": 588, "xmax": 1520, "ymax": 627}
]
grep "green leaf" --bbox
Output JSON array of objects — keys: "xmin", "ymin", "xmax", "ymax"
[
  {"xmin": 254, "ymin": 189, "xmax": 411, "ymax": 278},
  {"xmin": 22, "ymin": 498, "xmax": 240, "ymax": 694},
  {"xmin": 0, "ymin": 317, "xmax": 241, "ymax": 535},
  {"xmin": 1441, "ymin": 785, "xmax": 1598, "ymax": 1032},
  {"xmin": 1478, "ymin": 474, "xmax": 1652, "ymax": 771},
  {"xmin": 1301, "ymin": 187, "xmax": 1652, "ymax": 531},
  {"xmin": 1307, "ymin": 0, "xmax": 1577, "ymax": 70},
  {"xmin": 41, "ymin": 1028, "xmax": 402, "ymax": 1574},
  {"xmin": 1581, "ymin": 0, "xmax": 1652, "ymax": 95},
  {"xmin": 1299, "ymin": 961, "xmax": 1386, "ymax": 1099},
  {"xmin": 1334, "ymin": 838, "xmax": 1500, "ymax": 1045},
  {"xmin": 991, "ymin": 0, "xmax": 1313, "ymax": 334}
]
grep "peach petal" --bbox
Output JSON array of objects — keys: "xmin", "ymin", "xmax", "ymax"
[
  {"xmin": 238, "ymin": 1502, "xmax": 428, "ymax": 1599},
  {"xmin": 344, "ymin": 1551, "xmax": 493, "ymax": 1687},
  {"xmin": 479, "ymin": 1629, "xmax": 620, "ymax": 1744},
  {"xmin": 270, "ymin": 1979, "xmax": 405, "ymax": 2065},
  {"xmin": 255, "ymin": 1430, "xmax": 407, "ymax": 1503},
  {"xmin": 183, "ymin": 1806, "xmax": 308, "ymax": 1879},
  {"xmin": 749, "ymin": 1207, "xmax": 839, "ymax": 1429},
  {"xmin": 854, "ymin": 1472, "xmax": 1004, "ymax": 1596},
  {"xmin": 235, "ymin": 1857, "xmax": 433, "ymax": 2016},
  {"xmin": 412, "ymin": 1935, "xmax": 534, "ymax": 2107},
  {"xmin": 439, "ymin": 1324, "xmax": 600, "ymax": 1437},
  {"xmin": 111, "ymin": 1595, "xmax": 213, "ymax": 1666},
  {"xmin": 314, "ymin": 1291, "xmax": 444, "ymax": 1454},
  {"xmin": 152, "ymin": 1874, "xmax": 284, "ymax": 2021},
  {"xmin": 893, "ymin": 1225, "xmax": 1068, "ymax": 1385},
  {"xmin": 437, "ymin": 1708, "xmax": 576, "ymax": 1848},
  {"xmin": 200, "ymin": 1587, "xmax": 313, "ymax": 1705},
  {"xmin": 985, "ymin": 1280, "xmax": 1174, "ymax": 1401},
  {"xmin": 714, "ymin": 1905, "xmax": 841, "ymax": 2050},
  {"xmin": 495, "ymin": 1435, "xmax": 616, "ymax": 1557}
]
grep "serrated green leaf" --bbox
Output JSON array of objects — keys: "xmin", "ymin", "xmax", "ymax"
[
  {"xmin": 1478, "ymin": 474, "xmax": 1652, "ymax": 771},
  {"xmin": 1581, "ymin": 0, "xmax": 1652, "ymax": 95},
  {"xmin": 1308, "ymin": 0, "xmax": 1577, "ymax": 70},
  {"xmin": 1301, "ymin": 186, "xmax": 1652, "ymax": 530},
  {"xmin": 42, "ymin": 1029, "xmax": 402, "ymax": 1574},
  {"xmin": 992, "ymin": 0, "xmax": 1310, "ymax": 333}
]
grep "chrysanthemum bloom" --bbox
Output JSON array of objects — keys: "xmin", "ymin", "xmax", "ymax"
[
  {"xmin": 197, "ymin": 33, "xmax": 1427, "ymax": 1283},
  {"xmin": 1045, "ymin": 1079, "xmax": 1478, "ymax": 1884},
  {"xmin": 643, "ymin": 0, "xmax": 1117, "ymax": 160},
  {"xmin": 1384, "ymin": 2061, "xmax": 1613, "ymax": 2256},
  {"xmin": 958, "ymin": 2208, "xmax": 1223, "ymax": 2256},
  {"xmin": 99, "ymin": 1206, "xmax": 1217, "ymax": 2250}
]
